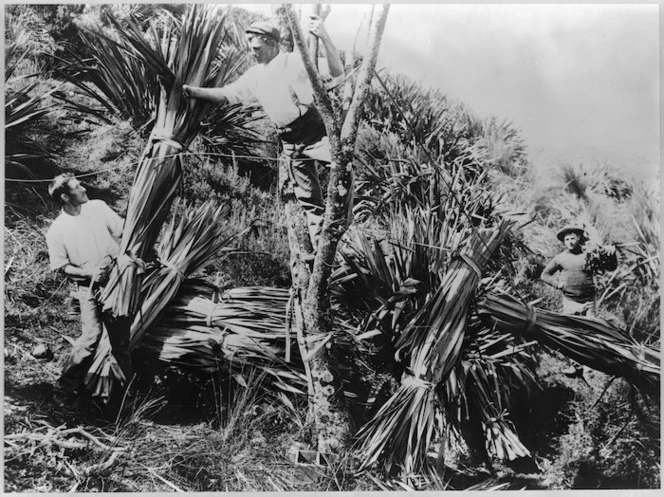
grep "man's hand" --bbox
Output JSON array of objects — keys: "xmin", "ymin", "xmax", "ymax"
[
  {"xmin": 91, "ymin": 256, "xmax": 113, "ymax": 287},
  {"xmin": 307, "ymin": 15, "xmax": 328, "ymax": 39},
  {"xmin": 180, "ymin": 85, "xmax": 228, "ymax": 105},
  {"xmin": 603, "ymin": 244, "xmax": 616, "ymax": 256},
  {"xmin": 307, "ymin": 14, "xmax": 343, "ymax": 78}
]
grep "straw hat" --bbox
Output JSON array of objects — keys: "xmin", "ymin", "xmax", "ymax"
[{"xmin": 556, "ymin": 224, "xmax": 585, "ymax": 242}]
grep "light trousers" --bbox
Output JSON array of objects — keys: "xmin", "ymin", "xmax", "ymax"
[
  {"xmin": 562, "ymin": 295, "xmax": 597, "ymax": 318},
  {"xmin": 55, "ymin": 285, "xmax": 132, "ymax": 395}
]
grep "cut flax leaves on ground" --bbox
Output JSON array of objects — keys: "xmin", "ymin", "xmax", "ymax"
[
  {"xmin": 86, "ymin": 200, "xmax": 248, "ymax": 398},
  {"xmin": 140, "ymin": 284, "xmax": 307, "ymax": 397},
  {"xmin": 478, "ymin": 292, "xmax": 660, "ymax": 399}
]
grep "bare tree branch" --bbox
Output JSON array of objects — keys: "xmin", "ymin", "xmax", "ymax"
[
  {"xmin": 308, "ymin": 3, "xmax": 321, "ymax": 66},
  {"xmin": 279, "ymin": 2, "xmax": 391, "ymax": 453},
  {"xmin": 341, "ymin": 4, "xmax": 389, "ymax": 142}
]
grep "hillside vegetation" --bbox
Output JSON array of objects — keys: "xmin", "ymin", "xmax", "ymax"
[{"xmin": 4, "ymin": 4, "xmax": 659, "ymax": 491}]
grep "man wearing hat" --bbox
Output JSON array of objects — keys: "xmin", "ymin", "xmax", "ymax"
[
  {"xmin": 540, "ymin": 224, "xmax": 598, "ymax": 317},
  {"xmin": 183, "ymin": 15, "xmax": 345, "ymax": 254}
]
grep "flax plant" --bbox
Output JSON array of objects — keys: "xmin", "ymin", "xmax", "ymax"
[
  {"xmin": 53, "ymin": 27, "xmax": 158, "ymax": 126},
  {"xmin": 355, "ymin": 221, "xmax": 511, "ymax": 474},
  {"xmin": 333, "ymin": 160, "xmax": 535, "ymax": 473},
  {"xmin": 5, "ymin": 30, "xmax": 57, "ymax": 177},
  {"xmin": 97, "ymin": 5, "xmax": 247, "ymax": 318}
]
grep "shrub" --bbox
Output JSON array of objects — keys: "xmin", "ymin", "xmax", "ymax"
[{"xmin": 542, "ymin": 372, "xmax": 660, "ymax": 489}]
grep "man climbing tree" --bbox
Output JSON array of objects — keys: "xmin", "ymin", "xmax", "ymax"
[
  {"xmin": 183, "ymin": 15, "xmax": 348, "ymax": 259},
  {"xmin": 277, "ymin": 4, "xmax": 391, "ymax": 455},
  {"xmin": 185, "ymin": 5, "xmax": 390, "ymax": 456}
]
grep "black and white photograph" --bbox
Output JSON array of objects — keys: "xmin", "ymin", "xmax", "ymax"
[{"xmin": 3, "ymin": 2, "xmax": 660, "ymax": 492}]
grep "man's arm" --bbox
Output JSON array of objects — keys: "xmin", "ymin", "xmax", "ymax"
[
  {"xmin": 62, "ymin": 263, "xmax": 95, "ymax": 279},
  {"xmin": 95, "ymin": 199, "xmax": 124, "ymax": 240},
  {"xmin": 62, "ymin": 255, "xmax": 113, "ymax": 283},
  {"xmin": 308, "ymin": 15, "xmax": 344, "ymax": 78},
  {"xmin": 182, "ymin": 85, "xmax": 230, "ymax": 105},
  {"xmin": 540, "ymin": 256, "xmax": 563, "ymax": 289},
  {"xmin": 47, "ymin": 233, "xmax": 109, "ymax": 282}
]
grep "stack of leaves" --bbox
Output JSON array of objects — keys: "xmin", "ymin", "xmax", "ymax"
[
  {"xmin": 139, "ymin": 285, "xmax": 306, "ymax": 397},
  {"xmin": 477, "ymin": 292, "xmax": 660, "ymax": 398},
  {"xmin": 86, "ymin": 200, "xmax": 245, "ymax": 399},
  {"xmin": 463, "ymin": 358, "xmax": 531, "ymax": 461},
  {"xmin": 435, "ymin": 320, "xmax": 538, "ymax": 463},
  {"xmin": 356, "ymin": 220, "xmax": 512, "ymax": 474},
  {"xmin": 97, "ymin": 4, "xmax": 247, "ymax": 318}
]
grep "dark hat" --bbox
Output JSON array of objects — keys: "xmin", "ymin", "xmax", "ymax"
[
  {"xmin": 556, "ymin": 224, "xmax": 585, "ymax": 242},
  {"xmin": 245, "ymin": 21, "xmax": 280, "ymax": 43}
]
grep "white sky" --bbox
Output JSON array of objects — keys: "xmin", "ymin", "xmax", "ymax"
[{"xmin": 239, "ymin": 3, "xmax": 660, "ymax": 180}]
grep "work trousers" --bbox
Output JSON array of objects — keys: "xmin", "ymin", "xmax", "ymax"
[
  {"xmin": 55, "ymin": 284, "xmax": 132, "ymax": 396},
  {"xmin": 280, "ymin": 107, "xmax": 353, "ymax": 246}
]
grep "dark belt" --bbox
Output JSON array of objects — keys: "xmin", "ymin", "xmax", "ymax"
[{"xmin": 277, "ymin": 106, "xmax": 327, "ymax": 146}]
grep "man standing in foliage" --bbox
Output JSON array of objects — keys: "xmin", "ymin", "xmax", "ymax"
[
  {"xmin": 540, "ymin": 224, "xmax": 599, "ymax": 318},
  {"xmin": 540, "ymin": 223, "xmax": 617, "ymax": 375},
  {"xmin": 45, "ymin": 174, "xmax": 132, "ymax": 408},
  {"xmin": 183, "ymin": 16, "xmax": 346, "ymax": 256}
]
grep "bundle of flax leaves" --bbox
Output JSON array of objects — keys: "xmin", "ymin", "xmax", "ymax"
[
  {"xmin": 462, "ymin": 357, "xmax": 532, "ymax": 461},
  {"xmin": 477, "ymin": 292, "xmax": 660, "ymax": 399},
  {"xmin": 139, "ymin": 286, "xmax": 307, "ymax": 396},
  {"xmin": 98, "ymin": 5, "xmax": 246, "ymax": 318},
  {"xmin": 87, "ymin": 201, "xmax": 247, "ymax": 399},
  {"xmin": 356, "ymin": 220, "xmax": 512, "ymax": 475}
]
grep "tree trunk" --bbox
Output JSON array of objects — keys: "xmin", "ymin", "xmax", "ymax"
[{"xmin": 279, "ymin": 3, "xmax": 390, "ymax": 454}]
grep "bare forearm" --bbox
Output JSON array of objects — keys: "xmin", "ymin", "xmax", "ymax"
[
  {"xmin": 182, "ymin": 85, "xmax": 229, "ymax": 105},
  {"xmin": 62, "ymin": 254, "xmax": 112, "ymax": 280},
  {"xmin": 540, "ymin": 266, "xmax": 562, "ymax": 289},
  {"xmin": 320, "ymin": 35, "xmax": 343, "ymax": 77},
  {"xmin": 308, "ymin": 15, "xmax": 344, "ymax": 78},
  {"xmin": 63, "ymin": 264, "xmax": 93, "ymax": 279}
]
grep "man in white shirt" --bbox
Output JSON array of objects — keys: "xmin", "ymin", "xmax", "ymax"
[
  {"xmin": 46, "ymin": 174, "xmax": 131, "ymax": 408},
  {"xmin": 183, "ymin": 16, "xmax": 347, "ymax": 256}
]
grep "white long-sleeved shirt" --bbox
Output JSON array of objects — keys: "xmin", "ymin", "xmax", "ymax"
[
  {"xmin": 46, "ymin": 199, "xmax": 123, "ymax": 273},
  {"xmin": 219, "ymin": 51, "xmax": 340, "ymax": 127}
]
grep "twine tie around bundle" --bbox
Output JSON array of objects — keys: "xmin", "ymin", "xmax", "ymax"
[
  {"xmin": 115, "ymin": 251, "xmax": 146, "ymax": 276},
  {"xmin": 524, "ymin": 304, "xmax": 538, "ymax": 335},
  {"xmin": 458, "ymin": 252, "xmax": 483, "ymax": 280},
  {"xmin": 159, "ymin": 259, "xmax": 186, "ymax": 282},
  {"xmin": 402, "ymin": 374, "xmax": 434, "ymax": 390},
  {"xmin": 151, "ymin": 134, "xmax": 183, "ymax": 151}
]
